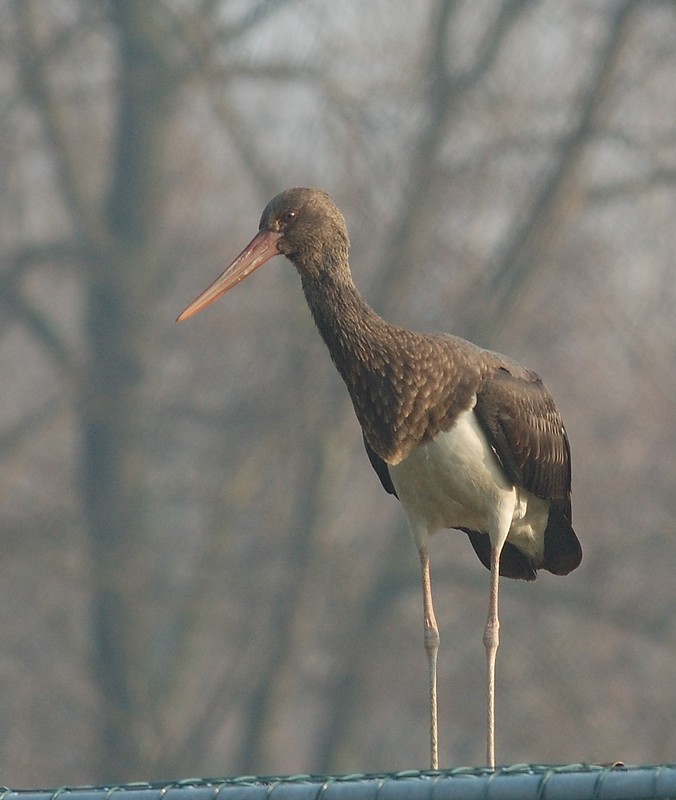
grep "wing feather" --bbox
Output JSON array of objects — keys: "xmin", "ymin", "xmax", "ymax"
[
  {"xmin": 363, "ymin": 434, "xmax": 398, "ymax": 497},
  {"xmin": 474, "ymin": 365, "xmax": 571, "ymax": 500}
]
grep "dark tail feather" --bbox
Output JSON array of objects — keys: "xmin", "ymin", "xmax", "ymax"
[
  {"xmin": 462, "ymin": 529, "xmax": 537, "ymax": 581},
  {"xmin": 543, "ymin": 499, "xmax": 582, "ymax": 575},
  {"xmin": 462, "ymin": 497, "xmax": 582, "ymax": 581}
]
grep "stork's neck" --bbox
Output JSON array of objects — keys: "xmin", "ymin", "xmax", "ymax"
[
  {"xmin": 299, "ymin": 265, "xmax": 394, "ymax": 384},
  {"xmin": 297, "ymin": 263, "xmax": 477, "ymax": 464}
]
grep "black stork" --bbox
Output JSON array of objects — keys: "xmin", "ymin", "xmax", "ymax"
[{"xmin": 177, "ymin": 187, "xmax": 582, "ymax": 770}]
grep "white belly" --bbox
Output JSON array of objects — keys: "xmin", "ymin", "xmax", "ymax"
[{"xmin": 388, "ymin": 408, "xmax": 549, "ymax": 561}]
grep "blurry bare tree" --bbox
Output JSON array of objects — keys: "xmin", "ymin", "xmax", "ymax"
[{"xmin": 0, "ymin": 0, "xmax": 675, "ymax": 786}]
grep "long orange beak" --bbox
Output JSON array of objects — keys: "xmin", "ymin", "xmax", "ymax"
[{"xmin": 176, "ymin": 229, "xmax": 282, "ymax": 322}]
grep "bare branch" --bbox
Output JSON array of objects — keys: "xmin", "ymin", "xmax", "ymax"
[
  {"xmin": 0, "ymin": 394, "xmax": 62, "ymax": 455},
  {"xmin": 210, "ymin": 92, "xmax": 281, "ymax": 200},
  {"xmin": 166, "ymin": 0, "xmax": 303, "ymax": 83},
  {"xmin": 3, "ymin": 240, "xmax": 85, "ymax": 275},
  {"xmin": 447, "ymin": 0, "xmax": 537, "ymax": 91},
  {"xmin": 216, "ymin": 0, "xmax": 302, "ymax": 46},
  {"xmin": 0, "ymin": 282, "xmax": 77, "ymax": 381},
  {"xmin": 481, "ymin": 0, "xmax": 644, "ymax": 340},
  {"xmin": 12, "ymin": 0, "xmax": 108, "ymax": 250},
  {"xmin": 588, "ymin": 168, "xmax": 676, "ymax": 201},
  {"xmin": 371, "ymin": 0, "xmax": 535, "ymax": 311}
]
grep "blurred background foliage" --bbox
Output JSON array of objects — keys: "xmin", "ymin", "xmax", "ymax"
[{"xmin": 0, "ymin": 0, "xmax": 675, "ymax": 786}]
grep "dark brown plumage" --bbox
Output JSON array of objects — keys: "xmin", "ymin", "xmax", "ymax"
[{"xmin": 177, "ymin": 187, "xmax": 582, "ymax": 769}]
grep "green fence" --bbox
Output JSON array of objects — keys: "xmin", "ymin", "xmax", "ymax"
[{"xmin": 4, "ymin": 765, "xmax": 676, "ymax": 800}]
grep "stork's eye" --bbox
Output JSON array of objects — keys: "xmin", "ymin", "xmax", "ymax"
[{"xmin": 281, "ymin": 209, "xmax": 297, "ymax": 226}]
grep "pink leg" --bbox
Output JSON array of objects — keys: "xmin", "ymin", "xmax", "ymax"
[
  {"xmin": 419, "ymin": 546, "xmax": 440, "ymax": 769},
  {"xmin": 483, "ymin": 544, "xmax": 502, "ymax": 770}
]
